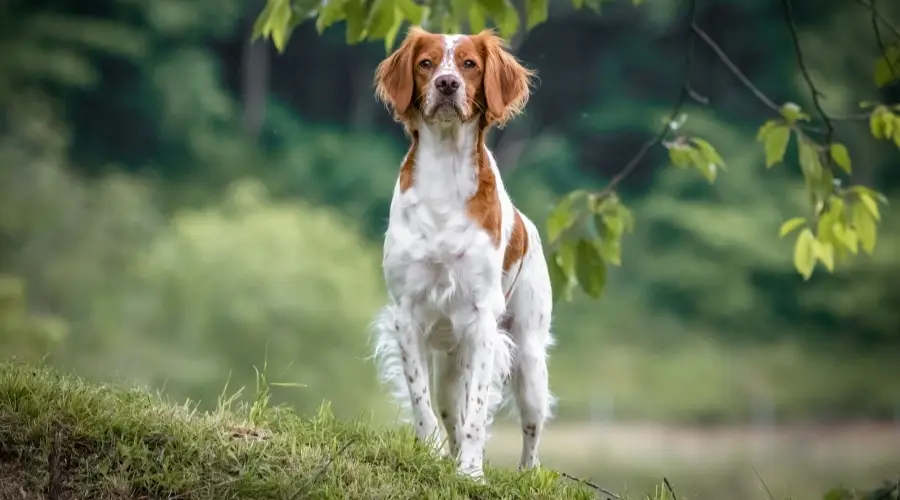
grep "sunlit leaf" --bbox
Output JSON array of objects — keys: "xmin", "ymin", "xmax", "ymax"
[
  {"xmin": 793, "ymin": 228, "xmax": 816, "ymax": 280},
  {"xmin": 668, "ymin": 145, "xmax": 691, "ymax": 168},
  {"xmin": 691, "ymin": 137, "xmax": 726, "ymax": 169},
  {"xmin": 873, "ymin": 45, "xmax": 900, "ymax": 88},
  {"xmin": 756, "ymin": 119, "xmax": 779, "ymax": 141},
  {"xmin": 779, "ymin": 102, "xmax": 810, "ymax": 123},
  {"xmin": 798, "ymin": 139, "xmax": 822, "ymax": 183},
  {"xmin": 814, "ymin": 239, "xmax": 835, "ymax": 272},
  {"xmin": 317, "ymin": 0, "xmax": 348, "ymax": 34},
  {"xmin": 832, "ymin": 224, "xmax": 859, "ymax": 255},
  {"xmin": 383, "ymin": 8, "xmax": 404, "ymax": 52},
  {"xmin": 269, "ymin": 0, "xmax": 294, "ymax": 52},
  {"xmin": 858, "ymin": 192, "xmax": 881, "ymax": 221},
  {"xmin": 525, "ymin": 0, "xmax": 548, "ymax": 30},
  {"xmin": 397, "ymin": 0, "xmax": 426, "ymax": 23},
  {"xmin": 366, "ymin": 0, "xmax": 397, "ymax": 41},
  {"xmin": 468, "ymin": 3, "xmax": 487, "ymax": 32},
  {"xmin": 778, "ymin": 217, "xmax": 806, "ymax": 238},
  {"xmin": 828, "ymin": 142, "xmax": 852, "ymax": 175},
  {"xmin": 546, "ymin": 190, "xmax": 584, "ymax": 243},
  {"xmin": 853, "ymin": 203, "xmax": 878, "ymax": 255},
  {"xmin": 762, "ymin": 124, "xmax": 790, "ymax": 168},
  {"xmin": 574, "ymin": 240, "xmax": 606, "ymax": 298}
]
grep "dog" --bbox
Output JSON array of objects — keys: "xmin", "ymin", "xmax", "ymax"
[{"xmin": 371, "ymin": 26, "xmax": 555, "ymax": 479}]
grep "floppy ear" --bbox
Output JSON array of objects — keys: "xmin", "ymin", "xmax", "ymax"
[
  {"xmin": 374, "ymin": 28, "xmax": 424, "ymax": 120},
  {"xmin": 478, "ymin": 30, "xmax": 535, "ymax": 126}
]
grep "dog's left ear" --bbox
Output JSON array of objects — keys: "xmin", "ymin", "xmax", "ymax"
[{"xmin": 476, "ymin": 30, "xmax": 535, "ymax": 127}]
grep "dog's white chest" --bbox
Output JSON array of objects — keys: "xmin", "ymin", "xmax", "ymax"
[{"xmin": 383, "ymin": 188, "xmax": 498, "ymax": 314}]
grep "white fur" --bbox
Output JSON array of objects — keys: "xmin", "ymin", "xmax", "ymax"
[{"xmin": 372, "ymin": 34, "xmax": 555, "ymax": 479}]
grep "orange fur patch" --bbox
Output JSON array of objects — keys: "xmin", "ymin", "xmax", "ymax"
[
  {"xmin": 503, "ymin": 210, "xmax": 529, "ymax": 272},
  {"xmin": 399, "ymin": 131, "xmax": 418, "ymax": 193},
  {"xmin": 467, "ymin": 127, "xmax": 502, "ymax": 247}
]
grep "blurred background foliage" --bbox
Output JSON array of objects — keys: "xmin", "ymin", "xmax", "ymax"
[{"xmin": 1, "ymin": 0, "xmax": 900, "ymax": 496}]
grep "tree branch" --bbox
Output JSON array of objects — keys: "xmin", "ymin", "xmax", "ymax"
[
  {"xmin": 692, "ymin": 24, "xmax": 868, "ymax": 124},
  {"xmin": 558, "ymin": 470, "xmax": 621, "ymax": 499},
  {"xmin": 854, "ymin": 0, "xmax": 900, "ymax": 41},
  {"xmin": 781, "ymin": 0, "xmax": 835, "ymax": 145},
  {"xmin": 691, "ymin": 25, "xmax": 780, "ymax": 113},
  {"xmin": 663, "ymin": 477, "xmax": 679, "ymax": 500},
  {"xmin": 596, "ymin": 0, "xmax": 698, "ymax": 196},
  {"xmin": 870, "ymin": 0, "xmax": 897, "ymax": 79}
]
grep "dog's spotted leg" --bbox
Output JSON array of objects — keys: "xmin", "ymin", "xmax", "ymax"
[
  {"xmin": 449, "ymin": 306, "xmax": 497, "ymax": 479},
  {"xmin": 395, "ymin": 303, "xmax": 442, "ymax": 453}
]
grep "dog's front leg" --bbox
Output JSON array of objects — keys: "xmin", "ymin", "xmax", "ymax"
[
  {"xmin": 449, "ymin": 306, "xmax": 497, "ymax": 479},
  {"xmin": 395, "ymin": 302, "xmax": 442, "ymax": 452}
]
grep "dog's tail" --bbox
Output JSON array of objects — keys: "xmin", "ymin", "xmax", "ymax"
[{"xmin": 370, "ymin": 305, "xmax": 414, "ymax": 421}]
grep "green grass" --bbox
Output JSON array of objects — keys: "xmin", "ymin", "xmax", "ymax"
[
  {"xmin": 1, "ymin": 361, "xmax": 895, "ymax": 500},
  {"xmin": 0, "ymin": 361, "xmax": 600, "ymax": 500}
]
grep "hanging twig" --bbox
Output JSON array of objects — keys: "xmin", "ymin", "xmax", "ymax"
[{"xmin": 597, "ymin": 0, "xmax": 698, "ymax": 196}]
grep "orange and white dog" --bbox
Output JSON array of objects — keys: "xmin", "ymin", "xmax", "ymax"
[{"xmin": 371, "ymin": 27, "xmax": 554, "ymax": 479}]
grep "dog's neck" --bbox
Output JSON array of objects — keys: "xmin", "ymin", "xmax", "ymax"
[{"xmin": 409, "ymin": 117, "xmax": 487, "ymax": 201}]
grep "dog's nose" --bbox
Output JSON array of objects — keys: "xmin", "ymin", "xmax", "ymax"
[{"xmin": 434, "ymin": 75, "xmax": 460, "ymax": 96}]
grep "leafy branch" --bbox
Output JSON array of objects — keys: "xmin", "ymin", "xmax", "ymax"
[{"xmin": 251, "ymin": 0, "xmax": 900, "ymax": 299}]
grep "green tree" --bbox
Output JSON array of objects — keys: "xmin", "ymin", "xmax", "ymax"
[{"xmin": 253, "ymin": 0, "xmax": 900, "ymax": 300}]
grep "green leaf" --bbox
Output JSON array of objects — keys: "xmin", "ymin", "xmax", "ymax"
[
  {"xmin": 574, "ymin": 240, "xmax": 606, "ymax": 298},
  {"xmin": 832, "ymin": 224, "xmax": 859, "ymax": 255},
  {"xmin": 366, "ymin": 0, "xmax": 397, "ymax": 40},
  {"xmin": 557, "ymin": 240, "xmax": 577, "ymax": 276},
  {"xmin": 755, "ymin": 120, "xmax": 779, "ymax": 141},
  {"xmin": 547, "ymin": 252, "xmax": 569, "ymax": 303},
  {"xmin": 763, "ymin": 124, "xmax": 791, "ymax": 168},
  {"xmin": 571, "ymin": 0, "xmax": 584, "ymax": 9},
  {"xmin": 668, "ymin": 145, "xmax": 692, "ymax": 168},
  {"xmin": 468, "ymin": 3, "xmax": 487, "ymax": 31},
  {"xmin": 344, "ymin": 0, "xmax": 368, "ymax": 44},
  {"xmin": 252, "ymin": 2, "xmax": 275, "ymax": 41},
  {"xmin": 316, "ymin": 0, "xmax": 348, "ymax": 34},
  {"xmin": 269, "ymin": 0, "xmax": 294, "ymax": 52},
  {"xmin": 546, "ymin": 190, "xmax": 584, "ymax": 243},
  {"xmin": 383, "ymin": 8, "xmax": 404, "ymax": 52},
  {"xmin": 853, "ymin": 203, "xmax": 878, "ymax": 255},
  {"xmin": 850, "ymin": 185, "xmax": 889, "ymax": 205},
  {"xmin": 778, "ymin": 217, "xmax": 806, "ymax": 238},
  {"xmin": 858, "ymin": 192, "xmax": 881, "ymax": 221},
  {"xmin": 477, "ymin": 0, "xmax": 518, "ymax": 37},
  {"xmin": 598, "ymin": 237, "xmax": 622, "ymax": 266},
  {"xmin": 814, "ymin": 239, "xmax": 835, "ymax": 272},
  {"xmin": 691, "ymin": 137, "xmax": 726, "ymax": 168},
  {"xmin": 525, "ymin": 0, "xmax": 548, "ymax": 29},
  {"xmin": 828, "ymin": 143, "xmax": 852, "ymax": 175},
  {"xmin": 798, "ymin": 139, "xmax": 822, "ymax": 182},
  {"xmin": 793, "ymin": 228, "xmax": 817, "ymax": 280},
  {"xmin": 873, "ymin": 45, "xmax": 900, "ymax": 88},
  {"xmin": 688, "ymin": 147, "xmax": 717, "ymax": 183},
  {"xmin": 397, "ymin": 0, "xmax": 426, "ymax": 23},
  {"xmin": 779, "ymin": 102, "xmax": 810, "ymax": 123}
]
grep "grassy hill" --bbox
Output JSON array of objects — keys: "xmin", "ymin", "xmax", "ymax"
[
  {"xmin": 0, "ymin": 361, "xmax": 599, "ymax": 499},
  {"xmin": 1, "ymin": 361, "xmax": 893, "ymax": 500}
]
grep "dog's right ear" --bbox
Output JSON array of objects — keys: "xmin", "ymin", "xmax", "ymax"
[{"xmin": 374, "ymin": 27, "xmax": 426, "ymax": 119}]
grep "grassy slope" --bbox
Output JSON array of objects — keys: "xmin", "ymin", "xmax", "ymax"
[{"xmin": 0, "ymin": 362, "xmax": 597, "ymax": 500}]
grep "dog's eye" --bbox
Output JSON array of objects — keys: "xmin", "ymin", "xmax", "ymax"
[
  {"xmin": 463, "ymin": 60, "xmax": 476, "ymax": 69},
  {"xmin": 419, "ymin": 59, "xmax": 432, "ymax": 69}
]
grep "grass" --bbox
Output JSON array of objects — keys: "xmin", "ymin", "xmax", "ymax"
[
  {"xmin": 1, "ymin": 361, "xmax": 896, "ymax": 500},
  {"xmin": 0, "ymin": 361, "xmax": 599, "ymax": 500}
]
